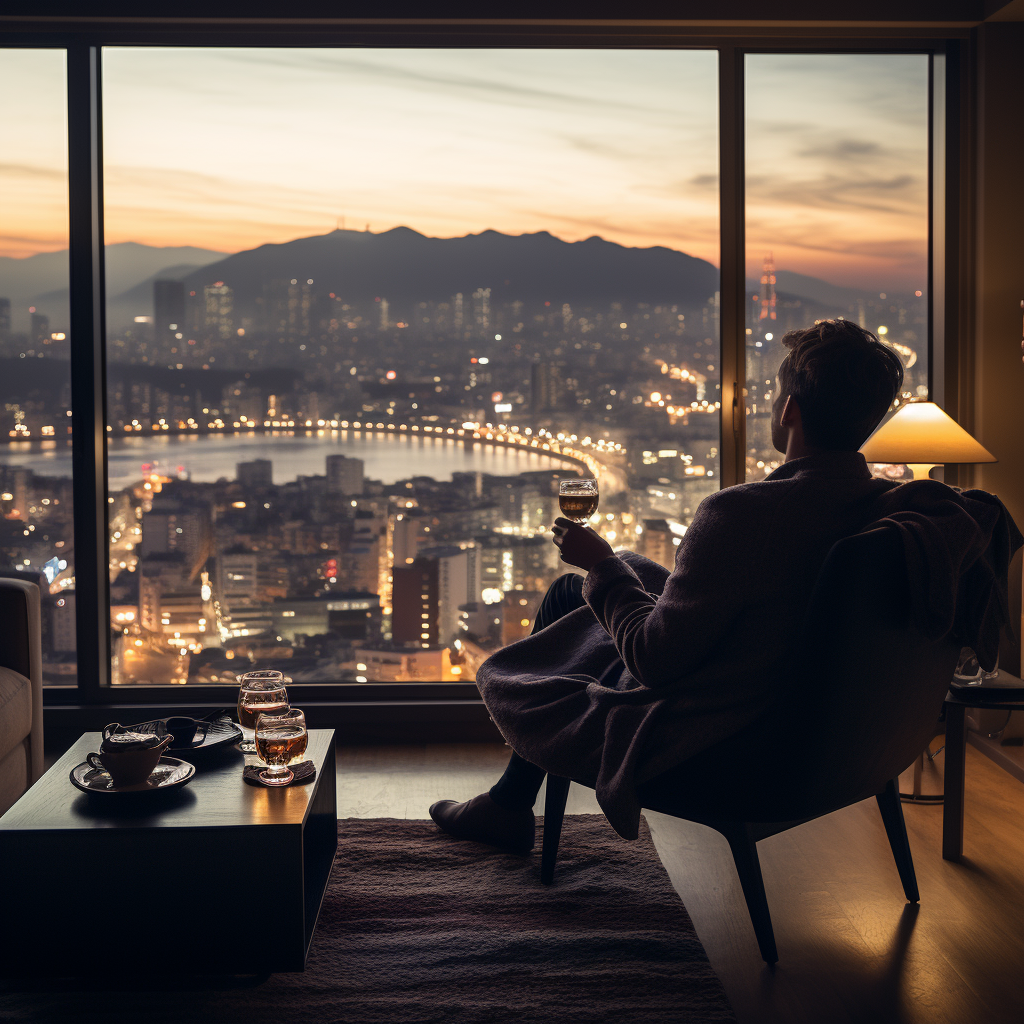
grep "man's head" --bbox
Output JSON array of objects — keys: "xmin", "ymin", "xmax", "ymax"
[{"xmin": 771, "ymin": 319, "xmax": 905, "ymax": 456}]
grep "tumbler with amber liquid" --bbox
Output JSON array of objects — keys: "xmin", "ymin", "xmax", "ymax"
[
  {"xmin": 558, "ymin": 478, "xmax": 599, "ymax": 524},
  {"xmin": 255, "ymin": 708, "xmax": 307, "ymax": 786}
]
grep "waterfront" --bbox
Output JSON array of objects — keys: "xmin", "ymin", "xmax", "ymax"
[{"xmin": 1, "ymin": 430, "xmax": 574, "ymax": 490}]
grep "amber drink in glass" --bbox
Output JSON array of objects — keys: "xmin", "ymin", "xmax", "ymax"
[
  {"xmin": 237, "ymin": 671, "xmax": 288, "ymax": 753},
  {"xmin": 255, "ymin": 708, "xmax": 307, "ymax": 786},
  {"xmin": 558, "ymin": 478, "xmax": 599, "ymax": 524}
]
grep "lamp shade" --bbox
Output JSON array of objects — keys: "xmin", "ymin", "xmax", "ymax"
[{"xmin": 860, "ymin": 401, "xmax": 996, "ymax": 464}]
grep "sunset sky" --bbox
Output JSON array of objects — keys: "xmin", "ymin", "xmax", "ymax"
[{"xmin": 1, "ymin": 47, "xmax": 928, "ymax": 291}]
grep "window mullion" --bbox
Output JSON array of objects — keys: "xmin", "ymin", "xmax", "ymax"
[
  {"xmin": 67, "ymin": 44, "xmax": 110, "ymax": 698},
  {"xmin": 718, "ymin": 46, "xmax": 746, "ymax": 488}
]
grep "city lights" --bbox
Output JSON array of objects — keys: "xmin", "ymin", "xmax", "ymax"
[{"xmin": 1, "ymin": 50, "xmax": 929, "ymax": 690}]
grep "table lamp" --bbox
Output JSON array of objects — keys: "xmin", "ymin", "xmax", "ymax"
[
  {"xmin": 859, "ymin": 400, "xmax": 996, "ymax": 480},
  {"xmin": 861, "ymin": 400, "xmax": 997, "ymax": 803}
]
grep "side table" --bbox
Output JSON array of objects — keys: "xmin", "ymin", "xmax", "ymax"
[
  {"xmin": 943, "ymin": 691, "xmax": 1024, "ymax": 861},
  {"xmin": 0, "ymin": 729, "xmax": 337, "ymax": 975}
]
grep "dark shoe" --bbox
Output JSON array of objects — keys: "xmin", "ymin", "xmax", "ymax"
[{"xmin": 429, "ymin": 792, "xmax": 535, "ymax": 855}]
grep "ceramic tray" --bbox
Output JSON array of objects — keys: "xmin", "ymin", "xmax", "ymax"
[{"xmin": 129, "ymin": 716, "xmax": 243, "ymax": 754}]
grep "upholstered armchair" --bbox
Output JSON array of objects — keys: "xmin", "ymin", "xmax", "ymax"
[{"xmin": 0, "ymin": 577, "xmax": 44, "ymax": 814}]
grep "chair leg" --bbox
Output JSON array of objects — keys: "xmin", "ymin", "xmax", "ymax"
[
  {"xmin": 720, "ymin": 823, "xmax": 778, "ymax": 965},
  {"xmin": 541, "ymin": 775, "xmax": 571, "ymax": 885},
  {"xmin": 876, "ymin": 778, "xmax": 920, "ymax": 903}
]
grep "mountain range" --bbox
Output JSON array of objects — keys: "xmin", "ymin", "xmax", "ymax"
[
  {"xmin": 0, "ymin": 243, "xmax": 225, "ymax": 333},
  {"xmin": 1, "ymin": 228, "xmax": 879, "ymax": 334},
  {"xmin": 176, "ymin": 227, "xmax": 720, "ymax": 320}
]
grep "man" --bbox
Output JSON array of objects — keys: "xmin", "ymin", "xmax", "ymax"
[{"xmin": 430, "ymin": 319, "xmax": 1020, "ymax": 853}]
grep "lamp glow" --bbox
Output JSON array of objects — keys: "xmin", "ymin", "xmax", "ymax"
[{"xmin": 860, "ymin": 401, "xmax": 995, "ymax": 480}]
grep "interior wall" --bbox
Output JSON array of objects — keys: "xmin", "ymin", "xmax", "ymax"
[{"xmin": 972, "ymin": 21, "xmax": 1024, "ymax": 673}]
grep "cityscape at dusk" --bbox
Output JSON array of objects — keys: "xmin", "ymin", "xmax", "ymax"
[{"xmin": 0, "ymin": 47, "xmax": 929, "ymax": 687}]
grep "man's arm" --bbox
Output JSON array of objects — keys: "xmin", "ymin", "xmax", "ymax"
[{"xmin": 578, "ymin": 488, "xmax": 767, "ymax": 689}]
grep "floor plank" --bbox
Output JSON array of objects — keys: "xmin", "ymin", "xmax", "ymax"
[{"xmin": 336, "ymin": 740, "xmax": 1024, "ymax": 1024}]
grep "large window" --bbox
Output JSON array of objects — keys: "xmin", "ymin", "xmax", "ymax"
[
  {"xmin": 744, "ymin": 54, "xmax": 930, "ymax": 479},
  {"xmin": 0, "ymin": 49, "xmax": 76, "ymax": 685},
  {"xmin": 98, "ymin": 47, "xmax": 720, "ymax": 686},
  {"xmin": 0, "ymin": 35, "xmax": 942, "ymax": 701}
]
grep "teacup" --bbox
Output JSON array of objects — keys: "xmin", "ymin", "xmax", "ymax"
[
  {"xmin": 165, "ymin": 716, "xmax": 199, "ymax": 748},
  {"xmin": 87, "ymin": 732, "xmax": 172, "ymax": 788}
]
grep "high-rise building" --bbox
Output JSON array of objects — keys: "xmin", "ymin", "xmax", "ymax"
[
  {"xmin": 140, "ymin": 497, "xmax": 211, "ymax": 577},
  {"xmin": 154, "ymin": 280, "xmax": 186, "ymax": 340},
  {"xmin": 236, "ymin": 459, "xmax": 273, "ymax": 489},
  {"xmin": 262, "ymin": 278, "xmax": 313, "ymax": 336},
  {"xmin": 336, "ymin": 512, "xmax": 382, "ymax": 594},
  {"xmin": 391, "ymin": 557, "xmax": 439, "ymax": 647},
  {"xmin": 392, "ymin": 546, "xmax": 479, "ymax": 648},
  {"xmin": 204, "ymin": 281, "xmax": 233, "ymax": 338},
  {"xmin": 326, "ymin": 454, "xmax": 364, "ymax": 496},
  {"xmin": 531, "ymin": 361, "xmax": 565, "ymax": 414},
  {"xmin": 10, "ymin": 466, "xmax": 32, "ymax": 520},
  {"xmin": 30, "ymin": 312, "xmax": 50, "ymax": 347},
  {"xmin": 392, "ymin": 508, "xmax": 430, "ymax": 566},
  {"xmin": 759, "ymin": 252, "xmax": 777, "ymax": 322},
  {"xmin": 472, "ymin": 287, "xmax": 490, "ymax": 330}
]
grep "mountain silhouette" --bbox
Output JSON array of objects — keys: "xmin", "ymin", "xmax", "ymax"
[
  {"xmin": 181, "ymin": 227, "xmax": 720, "ymax": 313},
  {"xmin": 0, "ymin": 242, "xmax": 225, "ymax": 333}
]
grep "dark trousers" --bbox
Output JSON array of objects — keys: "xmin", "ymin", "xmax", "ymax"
[{"xmin": 488, "ymin": 573, "xmax": 586, "ymax": 811}]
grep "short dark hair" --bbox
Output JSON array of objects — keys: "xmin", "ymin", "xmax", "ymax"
[{"xmin": 777, "ymin": 319, "xmax": 905, "ymax": 451}]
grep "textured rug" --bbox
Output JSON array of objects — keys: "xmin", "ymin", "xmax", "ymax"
[{"xmin": 0, "ymin": 815, "xmax": 735, "ymax": 1024}]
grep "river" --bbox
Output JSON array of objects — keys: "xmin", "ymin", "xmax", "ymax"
[{"xmin": 1, "ymin": 430, "xmax": 574, "ymax": 490}]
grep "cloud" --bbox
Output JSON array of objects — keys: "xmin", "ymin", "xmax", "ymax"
[
  {"xmin": 686, "ymin": 173, "xmax": 719, "ymax": 192},
  {"xmin": 222, "ymin": 49, "xmax": 659, "ymax": 118},
  {"xmin": 0, "ymin": 163, "xmax": 66, "ymax": 180},
  {"xmin": 748, "ymin": 171, "xmax": 923, "ymax": 217},
  {"xmin": 798, "ymin": 139, "xmax": 883, "ymax": 160}
]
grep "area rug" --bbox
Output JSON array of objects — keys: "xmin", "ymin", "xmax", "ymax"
[{"xmin": 0, "ymin": 815, "xmax": 735, "ymax": 1024}]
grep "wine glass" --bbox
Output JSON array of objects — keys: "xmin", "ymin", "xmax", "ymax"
[
  {"xmin": 237, "ymin": 671, "xmax": 288, "ymax": 753},
  {"xmin": 558, "ymin": 478, "xmax": 599, "ymax": 524},
  {"xmin": 255, "ymin": 708, "xmax": 307, "ymax": 786}
]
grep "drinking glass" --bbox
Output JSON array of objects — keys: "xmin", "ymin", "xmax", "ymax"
[
  {"xmin": 255, "ymin": 708, "xmax": 307, "ymax": 786},
  {"xmin": 953, "ymin": 648, "xmax": 983, "ymax": 685},
  {"xmin": 237, "ymin": 671, "xmax": 288, "ymax": 753},
  {"xmin": 558, "ymin": 478, "xmax": 599, "ymax": 524}
]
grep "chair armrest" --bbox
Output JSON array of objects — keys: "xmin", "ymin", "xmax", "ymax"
[{"xmin": 0, "ymin": 579, "xmax": 44, "ymax": 784}]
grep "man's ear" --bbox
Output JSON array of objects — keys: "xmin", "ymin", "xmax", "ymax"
[{"xmin": 779, "ymin": 395, "xmax": 800, "ymax": 427}]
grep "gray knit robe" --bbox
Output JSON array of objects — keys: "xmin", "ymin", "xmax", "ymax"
[{"xmin": 476, "ymin": 450, "xmax": 1021, "ymax": 838}]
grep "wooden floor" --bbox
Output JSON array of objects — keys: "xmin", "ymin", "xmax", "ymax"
[{"xmin": 337, "ymin": 741, "xmax": 1024, "ymax": 1024}]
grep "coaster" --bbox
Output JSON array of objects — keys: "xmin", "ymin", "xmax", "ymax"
[{"xmin": 243, "ymin": 760, "xmax": 316, "ymax": 787}]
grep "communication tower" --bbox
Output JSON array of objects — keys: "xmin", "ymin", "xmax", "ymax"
[{"xmin": 759, "ymin": 253, "xmax": 777, "ymax": 321}]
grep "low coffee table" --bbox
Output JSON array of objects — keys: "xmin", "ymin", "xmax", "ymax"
[{"xmin": 0, "ymin": 729, "xmax": 337, "ymax": 975}]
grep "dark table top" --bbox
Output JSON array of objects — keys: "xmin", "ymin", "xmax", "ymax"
[{"xmin": 0, "ymin": 729, "xmax": 334, "ymax": 833}]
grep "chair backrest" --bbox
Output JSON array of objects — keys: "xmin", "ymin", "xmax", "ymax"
[{"xmin": 641, "ymin": 525, "xmax": 962, "ymax": 823}]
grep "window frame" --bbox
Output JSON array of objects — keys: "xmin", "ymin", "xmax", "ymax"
[{"xmin": 0, "ymin": 21, "xmax": 964, "ymax": 712}]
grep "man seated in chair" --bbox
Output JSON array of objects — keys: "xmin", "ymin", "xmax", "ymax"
[{"xmin": 429, "ymin": 319, "xmax": 1020, "ymax": 854}]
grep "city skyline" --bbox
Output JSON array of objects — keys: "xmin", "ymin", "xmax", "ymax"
[{"xmin": 3, "ymin": 48, "xmax": 927, "ymax": 290}]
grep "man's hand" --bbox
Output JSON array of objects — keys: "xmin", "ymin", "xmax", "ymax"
[{"xmin": 551, "ymin": 517, "xmax": 615, "ymax": 571}]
